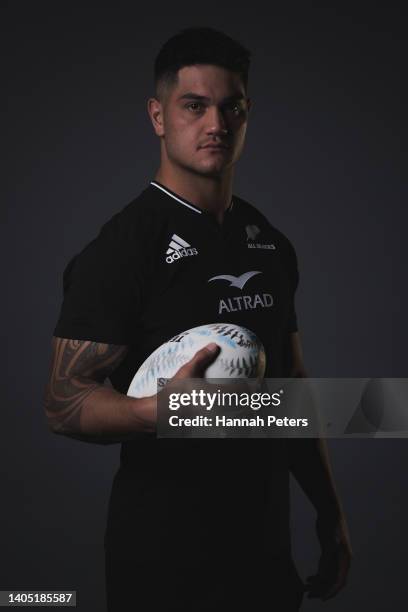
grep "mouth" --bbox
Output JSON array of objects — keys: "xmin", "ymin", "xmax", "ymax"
[{"xmin": 199, "ymin": 144, "xmax": 230, "ymax": 151}]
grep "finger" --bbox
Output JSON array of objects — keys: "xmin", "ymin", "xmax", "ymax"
[{"xmin": 173, "ymin": 343, "xmax": 220, "ymax": 379}]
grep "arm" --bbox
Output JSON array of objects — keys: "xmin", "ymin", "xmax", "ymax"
[
  {"xmin": 288, "ymin": 332, "xmax": 342, "ymax": 517},
  {"xmin": 44, "ymin": 337, "xmax": 219, "ymax": 445},
  {"xmin": 287, "ymin": 332, "xmax": 353, "ymax": 600},
  {"xmin": 44, "ymin": 337, "xmax": 156, "ymax": 445}
]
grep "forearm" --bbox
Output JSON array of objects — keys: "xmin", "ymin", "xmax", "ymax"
[
  {"xmin": 44, "ymin": 376, "xmax": 156, "ymax": 445},
  {"xmin": 288, "ymin": 337, "xmax": 341, "ymax": 519},
  {"xmin": 288, "ymin": 437, "xmax": 343, "ymax": 520}
]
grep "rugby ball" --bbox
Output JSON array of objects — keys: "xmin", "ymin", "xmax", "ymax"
[{"xmin": 127, "ymin": 323, "xmax": 266, "ymax": 398}]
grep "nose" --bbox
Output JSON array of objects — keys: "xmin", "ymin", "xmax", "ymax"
[{"xmin": 205, "ymin": 105, "xmax": 228, "ymax": 137}]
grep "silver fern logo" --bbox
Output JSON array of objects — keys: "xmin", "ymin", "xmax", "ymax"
[{"xmin": 246, "ymin": 225, "xmax": 261, "ymax": 241}]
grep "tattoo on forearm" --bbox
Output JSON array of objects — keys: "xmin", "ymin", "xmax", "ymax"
[{"xmin": 44, "ymin": 339, "xmax": 127, "ymax": 434}]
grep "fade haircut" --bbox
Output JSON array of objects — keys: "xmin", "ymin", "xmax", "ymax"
[{"xmin": 154, "ymin": 27, "xmax": 251, "ymax": 101}]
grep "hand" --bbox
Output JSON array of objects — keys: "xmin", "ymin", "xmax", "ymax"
[
  {"xmin": 159, "ymin": 343, "xmax": 255, "ymax": 431},
  {"xmin": 170, "ymin": 341, "xmax": 254, "ymax": 404},
  {"xmin": 172, "ymin": 342, "xmax": 221, "ymax": 379},
  {"xmin": 305, "ymin": 512, "xmax": 353, "ymax": 601},
  {"xmin": 132, "ymin": 344, "xmax": 221, "ymax": 429},
  {"xmin": 159, "ymin": 342, "xmax": 222, "ymax": 415}
]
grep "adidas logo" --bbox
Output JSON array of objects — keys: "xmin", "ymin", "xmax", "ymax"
[{"xmin": 165, "ymin": 233, "xmax": 198, "ymax": 264}]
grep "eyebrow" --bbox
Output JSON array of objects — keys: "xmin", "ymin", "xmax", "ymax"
[{"xmin": 178, "ymin": 93, "xmax": 246, "ymax": 103}]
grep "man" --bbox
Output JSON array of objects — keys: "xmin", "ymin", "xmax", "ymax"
[{"xmin": 45, "ymin": 27, "xmax": 352, "ymax": 611}]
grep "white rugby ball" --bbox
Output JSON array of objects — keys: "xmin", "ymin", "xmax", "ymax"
[{"xmin": 127, "ymin": 323, "xmax": 266, "ymax": 398}]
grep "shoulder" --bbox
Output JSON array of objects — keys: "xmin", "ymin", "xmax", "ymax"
[
  {"xmin": 64, "ymin": 186, "xmax": 165, "ymax": 278},
  {"xmin": 233, "ymin": 194, "xmax": 298, "ymax": 258},
  {"xmin": 100, "ymin": 185, "xmax": 166, "ymax": 239},
  {"xmin": 74, "ymin": 185, "xmax": 170, "ymax": 256}
]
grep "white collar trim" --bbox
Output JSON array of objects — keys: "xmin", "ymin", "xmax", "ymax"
[
  {"xmin": 150, "ymin": 181, "xmax": 202, "ymax": 214},
  {"xmin": 150, "ymin": 181, "xmax": 234, "ymax": 214}
]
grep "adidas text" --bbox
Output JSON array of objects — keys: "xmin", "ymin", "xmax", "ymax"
[{"xmin": 166, "ymin": 247, "xmax": 198, "ymax": 264}]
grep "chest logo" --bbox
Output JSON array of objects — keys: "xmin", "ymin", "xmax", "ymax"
[
  {"xmin": 166, "ymin": 233, "xmax": 198, "ymax": 264},
  {"xmin": 245, "ymin": 224, "xmax": 276, "ymax": 250},
  {"xmin": 246, "ymin": 225, "xmax": 261, "ymax": 241},
  {"xmin": 208, "ymin": 271, "xmax": 273, "ymax": 314},
  {"xmin": 208, "ymin": 271, "xmax": 262, "ymax": 290}
]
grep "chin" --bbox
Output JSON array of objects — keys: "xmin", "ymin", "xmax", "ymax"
[
  {"xmin": 198, "ymin": 168, "xmax": 226, "ymax": 179},
  {"xmin": 199, "ymin": 160, "xmax": 232, "ymax": 177},
  {"xmin": 178, "ymin": 159, "xmax": 231, "ymax": 179}
]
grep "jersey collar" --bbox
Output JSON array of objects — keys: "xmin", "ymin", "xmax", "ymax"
[{"xmin": 150, "ymin": 181, "xmax": 234, "ymax": 215}]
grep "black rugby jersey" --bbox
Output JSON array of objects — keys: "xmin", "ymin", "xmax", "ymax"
[
  {"xmin": 54, "ymin": 182, "xmax": 303, "ymax": 580},
  {"xmin": 55, "ymin": 180, "xmax": 298, "ymax": 387}
]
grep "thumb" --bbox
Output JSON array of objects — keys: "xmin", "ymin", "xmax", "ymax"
[{"xmin": 174, "ymin": 343, "xmax": 220, "ymax": 379}]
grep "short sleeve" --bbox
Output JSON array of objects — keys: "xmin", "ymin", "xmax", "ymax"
[{"xmin": 53, "ymin": 211, "xmax": 145, "ymax": 345}]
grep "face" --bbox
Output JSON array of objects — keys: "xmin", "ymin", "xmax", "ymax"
[{"xmin": 148, "ymin": 65, "xmax": 251, "ymax": 178}]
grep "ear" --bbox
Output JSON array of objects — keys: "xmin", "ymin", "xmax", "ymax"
[{"xmin": 147, "ymin": 97, "xmax": 165, "ymax": 137}]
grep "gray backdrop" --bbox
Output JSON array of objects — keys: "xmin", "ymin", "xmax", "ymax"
[{"xmin": 3, "ymin": 2, "xmax": 407, "ymax": 610}]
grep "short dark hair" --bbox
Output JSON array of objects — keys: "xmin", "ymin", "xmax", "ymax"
[{"xmin": 154, "ymin": 27, "xmax": 251, "ymax": 99}]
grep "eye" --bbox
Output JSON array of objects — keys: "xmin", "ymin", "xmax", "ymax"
[
  {"xmin": 226, "ymin": 102, "xmax": 244, "ymax": 116},
  {"xmin": 186, "ymin": 102, "xmax": 204, "ymax": 113}
]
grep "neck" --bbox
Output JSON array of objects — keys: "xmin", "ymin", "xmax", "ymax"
[{"xmin": 154, "ymin": 163, "xmax": 233, "ymax": 224}]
